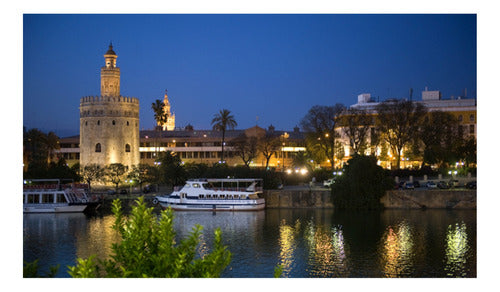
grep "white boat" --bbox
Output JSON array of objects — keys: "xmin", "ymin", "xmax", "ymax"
[
  {"xmin": 153, "ymin": 178, "xmax": 266, "ymax": 211},
  {"xmin": 23, "ymin": 179, "xmax": 101, "ymax": 213}
]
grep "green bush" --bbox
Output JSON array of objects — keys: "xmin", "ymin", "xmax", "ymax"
[
  {"xmin": 332, "ymin": 155, "xmax": 394, "ymax": 209},
  {"xmin": 68, "ymin": 197, "xmax": 231, "ymax": 277}
]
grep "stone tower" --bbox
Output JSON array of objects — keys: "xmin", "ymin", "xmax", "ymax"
[
  {"xmin": 161, "ymin": 90, "xmax": 175, "ymax": 131},
  {"xmin": 79, "ymin": 44, "xmax": 140, "ymax": 170}
]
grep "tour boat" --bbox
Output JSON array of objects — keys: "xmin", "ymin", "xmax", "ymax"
[
  {"xmin": 23, "ymin": 179, "xmax": 101, "ymax": 213},
  {"xmin": 153, "ymin": 178, "xmax": 266, "ymax": 211}
]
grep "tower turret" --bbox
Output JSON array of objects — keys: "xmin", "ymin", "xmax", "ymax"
[{"xmin": 101, "ymin": 43, "xmax": 120, "ymax": 97}]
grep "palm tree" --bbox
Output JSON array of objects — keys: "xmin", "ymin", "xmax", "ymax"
[
  {"xmin": 211, "ymin": 109, "xmax": 237, "ymax": 163},
  {"xmin": 151, "ymin": 99, "xmax": 168, "ymax": 157}
]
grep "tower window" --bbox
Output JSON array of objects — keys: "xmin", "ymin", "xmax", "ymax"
[
  {"xmin": 97, "ymin": 120, "xmax": 100, "ymax": 126},
  {"xmin": 125, "ymin": 144, "xmax": 131, "ymax": 152},
  {"xmin": 112, "ymin": 120, "xmax": 116, "ymax": 125},
  {"xmin": 95, "ymin": 143, "xmax": 102, "ymax": 153},
  {"xmin": 85, "ymin": 121, "xmax": 88, "ymax": 126},
  {"xmin": 127, "ymin": 121, "xmax": 129, "ymax": 126}
]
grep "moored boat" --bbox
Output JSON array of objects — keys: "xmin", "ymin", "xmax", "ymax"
[
  {"xmin": 153, "ymin": 178, "xmax": 265, "ymax": 211},
  {"xmin": 23, "ymin": 179, "xmax": 101, "ymax": 213}
]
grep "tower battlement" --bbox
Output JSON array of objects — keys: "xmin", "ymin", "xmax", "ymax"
[{"xmin": 80, "ymin": 95, "xmax": 139, "ymax": 105}]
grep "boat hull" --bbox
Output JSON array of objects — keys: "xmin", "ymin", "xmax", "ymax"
[
  {"xmin": 23, "ymin": 204, "xmax": 88, "ymax": 213},
  {"xmin": 157, "ymin": 198, "xmax": 265, "ymax": 211}
]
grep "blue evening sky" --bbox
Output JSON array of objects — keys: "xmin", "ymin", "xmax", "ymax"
[{"xmin": 23, "ymin": 14, "xmax": 476, "ymax": 137}]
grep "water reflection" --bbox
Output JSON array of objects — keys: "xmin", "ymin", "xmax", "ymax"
[
  {"xmin": 278, "ymin": 219, "xmax": 303, "ymax": 277},
  {"xmin": 23, "ymin": 208, "xmax": 476, "ymax": 278},
  {"xmin": 444, "ymin": 222, "xmax": 469, "ymax": 277},
  {"xmin": 380, "ymin": 221, "xmax": 415, "ymax": 277}
]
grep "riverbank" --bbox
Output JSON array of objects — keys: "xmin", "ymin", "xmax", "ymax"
[
  {"xmin": 94, "ymin": 188, "xmax": 476, "ymax": 210},
  {"xmin": 262, "ymin": 189, "xmax": 476, "ymax": 209}
]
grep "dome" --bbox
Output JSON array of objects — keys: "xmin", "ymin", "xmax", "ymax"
[{"xmin": 105, "ymin": 43, "xmax": 116, "ymax": 56}]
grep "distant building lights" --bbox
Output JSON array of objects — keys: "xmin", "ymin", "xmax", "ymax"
[
  {"xmin": 300, "ymin": 168, "xmax": 308, "ymax": 175},
  {"xmin": 286, "ymin": 169, "xmax": 292, "ymax": 174}
]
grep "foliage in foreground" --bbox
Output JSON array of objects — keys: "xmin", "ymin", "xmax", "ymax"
[
  {"xmin": 332, "ymin": 155, "xmax": 394, "ymax": 209},
  {"xmin": 67, "ymin": 197, "xmax": 232, "ymax": 277}
]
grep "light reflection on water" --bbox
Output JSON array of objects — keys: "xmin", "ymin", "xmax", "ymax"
[
  {"xmin": 444, "ymin": 222, "xmax": 470, "ymax": 277},
  {"xmin": 23, "ymin": 208, "xmax": 476, "ymax": 278},
  {"xmin": 379, "ymin": 221, "xmax": 415, "ymax": 277}
]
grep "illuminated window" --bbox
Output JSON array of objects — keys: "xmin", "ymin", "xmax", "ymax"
[
  {"xmin": 95, "ymin": 143, "xmax": 101, "ymax": 152},
  {"xmin": 125, "ymin": 144, "xmax": 131, "ymax": 152}
]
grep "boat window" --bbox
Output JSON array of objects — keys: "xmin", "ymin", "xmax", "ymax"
[
  {"xmin": 220, "ymin": 194, "xmax": 225, "ymax": 199},
  {"xmin": 234, "ymin": 195, "xmax": 239, "ymax": 199},
  {"xmin": 56, "ymin": 193, "xmax": 66, "ymax": 203},
  {"xmin": 228, "ymin": 195, "xmax": 233, "ymax": 199},
  {"xmin": 199, "ymin": 194, "xmax": 204, "ymax": 199},
  {"xmin": 184, "ymin": 184, "xmax": 190, "ymax": 188},
  {"xmin": 207, "ymin": 194, "xmax": 212, "ymax": 199},
  {"xmin": 192, "ymin": 183, "xmax": 200, "ymax": 188},
  {"xmin": 42, "ymin": 193, "xmax": 53, "ymax": 203},
  {"xmin": 213, "ymin": 195, "xmax": 218, "ymax": 199},
  {"xmin": 27, "ymin": 194, "xmax": 37, "ymax": 203}
]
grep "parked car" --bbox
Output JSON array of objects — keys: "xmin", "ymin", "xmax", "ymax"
[
  {"xmin": 143, "ymin": 184, "xmax": 156, "ymax": 193},
  {"xmin": 426, "ymin": 181, "xmax": 437, "ymax": 188},
  {"xmin": 323, "ymin": 179, "xmax": 334, "ymax": 187},
  {"xmin": 448, "ymin": 179, "xmax": 459, "ymax": 188},
  {"xmin": 413, "ymin": 180, "xmax": 420, "ymax": 188},
  {"xmin": 465, "ymin": 181, "xmax": 477, "ymax": 189},
  {"xmin": 398, "ymin": 181, "xmax": 406, "ymax": 189},
  {"xmin": 437, "ymin": 181, "xmax": 449, "ymax": 189},
  {"xmin": 404, "ymin": 182, "xmax": 415, "ymax": 190}
]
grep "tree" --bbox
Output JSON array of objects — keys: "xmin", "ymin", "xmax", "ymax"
[
  {"xmin": 157, "ymin": 151, "xmax": 187, "ymax": 187},
  {"xmin": 68, "ymin": 197, "xmax": 232, "ymax": 277},
  {"xmin": 211, "ymin": 109, "xmax": 237, "ymax": 163},
  {"xmin": 46, "ymin": 131, "xmax": 60, "ymax": 163},
  {"xmin": 456, "ymin": 137, "xmax": 476, "ymax": 168},
  {"xmin": 258, "ymin": 132, "xmax": 281, "ymax": 169},
  {"xmin": 291, "ymin": 151, "xmax": 314, "ymax": 172},
  {"xmin": 332, "ymin": 155, "xmax": 394, "ymax": 209},
  {"xmin": 300, "ymin": 104, "xmax": 345, "ymax": 169},
  {"xmin": 233, "ymin": 134, "xmax": 258, "ymax": 167},
  {"xmin": 376, "ymin": 100, "xmax": 427, "ymax": 169},
  {"xmin": 81, "ymin": 164, "xmax": 105, "ymax": 194},
  {"xmin": 127, "ymin": 164, "xmax": 157, "ymax": 194},
  {"xmin": 340, "ymin": 108, "xmax": 372, "ymax": 156},
  {"xmin": 105, "ymin": 163, "xmax": 128, "ymax": 193},
  {"xmin": 417, "ymin": 111, "xmax": 459, "ymax": 168},
  {"xmin": 151, "ymin": 99, "xmax": 169, "ymax": 157}
]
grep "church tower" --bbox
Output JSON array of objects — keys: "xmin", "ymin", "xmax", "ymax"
[
  {"xmin": 161, "ymin": 90, "xmax": 176, "ymax": 131},
  {"xmin": 79, "ymin": 44, "xmax": 140, "ymax": 170}
]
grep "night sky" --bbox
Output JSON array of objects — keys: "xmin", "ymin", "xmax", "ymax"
[{"xmin": 23, "ymin": 14, "xmax": 476, "ymax": 137}]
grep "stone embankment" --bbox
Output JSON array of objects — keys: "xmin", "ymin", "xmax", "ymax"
[
  {"xmin": 263, "ymin": 190, "xmax": 333, "ymax": 208},
  {"xmin": 381, "ymin": 189, "xmax": 476, "ymax": 209},
  {"xmin": 263, "ymin": 189, "xmax": 476, "ymax": 209}
]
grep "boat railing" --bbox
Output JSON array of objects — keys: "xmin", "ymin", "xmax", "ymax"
[{"xmin": 209, "ymin": 187, "xmax": 263, "ymax": 192}]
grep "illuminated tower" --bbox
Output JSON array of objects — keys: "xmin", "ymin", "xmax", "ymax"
[
  {"xmin": 79, "ymin": 44, "xmax": 140, "ymax": 169},
  {"xmin": 161, "ymin": 90, "xmax": 176, "ymax": 131}
]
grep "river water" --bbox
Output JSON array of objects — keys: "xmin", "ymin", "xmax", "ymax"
[{"xmin": 23, "ymin": 208, "xmax": 476, "ymax": 278}]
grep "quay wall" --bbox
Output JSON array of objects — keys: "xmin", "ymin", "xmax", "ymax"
[{"xmin": 262, "ymin": 189, "xmax": 476, "ymax": 209}]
